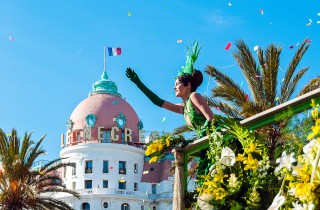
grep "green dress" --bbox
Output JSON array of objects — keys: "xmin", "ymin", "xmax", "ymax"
[
  {"xmin": 183, "ymin": 96, "xmax": 212, "ymax": 177},
  {"xmin": 183, "ymin": 96, "xmax": 210, "ymax": 138}
]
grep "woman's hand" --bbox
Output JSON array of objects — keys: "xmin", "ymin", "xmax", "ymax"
[{"xmin": 126, "ymin": 67, "xmax": 141, "ymax": 85}]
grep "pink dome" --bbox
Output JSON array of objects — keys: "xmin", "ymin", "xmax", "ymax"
[{"xmin": 65, "ymin": 71, "xmax": 142, "ymax": 144}]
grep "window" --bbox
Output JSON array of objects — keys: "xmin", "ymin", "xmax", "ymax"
[
  {"xmin": 103, "ymin": 180, "xmax": 108, "ymax": 188},
  {"xmin": 134, "ymin": 163, "xmax": 138, "ymax": 173},
  {"xmin": 134, "ymin": 182, "xmax": 138, "ymax": 191},
  {"xmin": 63, "ymin": 166, "xmax": 66, "ymax": 178},
  {"xmin": 102, "ymin": 130, "xmax": 111, "ymax": 143},
  {"xmin": 150, "ymin": 167, "xmax": 155, "ymax": 172},
  {"xmin": 85, "ymin": 161, "xmax": 92, "ymax": 174},
  {"xmin": 119, "ymin": 161, "xmax": 126, "ymax": 174},
  {"xmin": 151, "ymin": 184, "xmax": 157, "ymax": 194},
  {"xmin": 103, "ymin": 160, "xmax": 109, "ymax": 173},
  {"xmin": 82, "ymin": 202, "xmax": 90, "ymax": 210},
  {"xmin": 72, "ymin": 182, "xmax": 76, "ymax": 190},
  {"xmin": 77, "ymin": 132, "xmax": 81, "ymax": 142},
  {"xmin": 72, "ymin": 163, "xmax": 76, "ymax": 176},
  {"xmin": 119, "ymin": 180, "xmax": 126, "ymax": 189},
  {"xmin": 85, "ymin": 180, "xmax": 92, "ymax": 189},
  {"xmin": 121, "ymin": 131, "xmax": 125, "ymax": 144},
  {"xmin": 103, "ymin": 202, "xmax": 109, "ymax": 208},
  {"xmin": 121, "ymin": 203, "xmax": 130, "ymax": 210}
]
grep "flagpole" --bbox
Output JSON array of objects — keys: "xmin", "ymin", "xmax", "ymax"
[{"xmin": 104, "ymin": 45, "xmax": 106, "ymax": 72}]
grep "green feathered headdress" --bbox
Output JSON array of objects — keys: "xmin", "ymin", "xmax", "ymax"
[{"xmin": 178, "ymin": 41, "xmax": 202, "ymax": 76}]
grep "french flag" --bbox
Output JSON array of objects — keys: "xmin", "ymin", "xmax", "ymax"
[{"xmin": 108, "ymin": 47, "xmax": 121, "ymax": 56}]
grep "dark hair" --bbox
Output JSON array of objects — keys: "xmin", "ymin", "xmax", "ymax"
[{"xmin": 177, "ymin": 70, "xmax": 203, "ymax": 92}]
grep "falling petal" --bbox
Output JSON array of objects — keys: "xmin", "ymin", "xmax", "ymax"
[
  {"xmin": 228, "ymin": 2, "xmax": 232, "ymax": 6},
  {"xmin": 177, "ymin": 39, "xmax": 182, "ymax": 43},
  {"xmin": 276, "ymin": 97, "xmax": 279, "ymax": 101},
  {"xmin": 255, "ymin": 75, "xmax": 261, "ymax": 78},
  {"xmin": 161, "ymin": 117, "xmax": 166, "ymax": 123},
  {"xmin": 289, "ymin": 46, "xmax": 294, "ymax": 49},
  {"xmin": 225, "ymin": 42, "xmax": 232, "ymax": 50},
  {"xmin": 9, "ymin": 36, "xmax": 14, "ymax": 41},
  {"xmin": 128, "ymin": 11, "xmax": 132, "ymax": 16},
  {"xmin": 246, "ymin": 94, "xmax": 249, "ymax": 101},
  {"xmin": 259, "ymin": 9, "xmax": 264, "ymax": 15},
  {"xmin": 240, "ymin": 81, "xmax": 243, "ymax": 86},
  {"xmin": 253, "ymin": 45, "xmax": 259, "ymax": 51}
]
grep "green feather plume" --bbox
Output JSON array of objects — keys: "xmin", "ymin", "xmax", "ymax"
[{"xmin": 178, "ymin": 41, "xmax": 202, "ymax": 76}]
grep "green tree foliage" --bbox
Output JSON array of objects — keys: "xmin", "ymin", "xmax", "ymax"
[{"xmin": 0, "ymin": 129, "xmax": 79, "ymax": 210}]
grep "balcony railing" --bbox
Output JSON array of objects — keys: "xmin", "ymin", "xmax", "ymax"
[{"xmin": 172, "ymin": 88, "xmax": 320, "ymax": 210}]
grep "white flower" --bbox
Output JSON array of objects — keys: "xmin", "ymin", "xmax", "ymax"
[
  {"xmin": 303, "ymin": 139, "xmax": 316, "ymax": 154},
  {"xmin": 197, "ymin": 193, "xmax": 214, "ymax": 210},
  {"xmin": 267, "ymin": 192, "xmax": 285, "ymax": 210},
  {"xmin": 275, "ymin": 151, "xmax": 296, "ymax": 173},
  {"xmin": 292, "ymin": 202, "xmax": 315, "ymax": 210},
  {"xmin": 220, "ymin": 147, "xmax": 236, "ymax": 166}
]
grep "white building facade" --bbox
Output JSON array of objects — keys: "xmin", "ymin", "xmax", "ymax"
[{"xmin": 55, "ymin": 70, "xmax": 175, "ymax": 210}]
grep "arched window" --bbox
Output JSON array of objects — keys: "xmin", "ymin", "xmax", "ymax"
[
  {"xmin": 82, "ymin": 202, "xmax": 90, "ymax": 210},
  {"xmin": 103, "ymin": 202, "xmax": 109, "ymax": 208},
  {"xmin": 121, "ymin": 203, "xmax": 130, "ymax": 210}
]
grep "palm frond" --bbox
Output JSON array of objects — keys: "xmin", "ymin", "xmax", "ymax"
[
  {"xmin": 281, "ymin": 38, "xmax": 310, "ymax": 101},
  {"xmin": 233, "ymin": 39, "xmax": 264, "ymax": 102},
  {"xmin": 280, "ymin": 67, "xmax": 308, "ymax": 103},
  {"xmin": 297, "ymin": 76, "xmax": 320, "ymax": 96},
  {"xmin": 205, "ymin": 96, "xmax": 243, "ymax": 119},
  {"xmin": 260, "ymin": 44, "xmax": 281, "ymax": 105}
]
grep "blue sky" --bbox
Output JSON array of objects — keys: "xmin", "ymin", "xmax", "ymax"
[{"xmin": 0, "ymin": 0, "xmax": 319, "ymax": 161}]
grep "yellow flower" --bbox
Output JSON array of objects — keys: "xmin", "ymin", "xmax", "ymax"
[
  {"xmin": 236, "ymin": 153, "xmax": 245, "ymax": 162},
  {"xmin": 244, "ymin": 143, "xmax": 257, "ymax": 154},
  {"xmin": 213, "ymin": 188, "xmax": 227, "ymax": 200},
  {"xmin": 213, "ymin": 173, "xmax": 227, "ymax": 183},
  {"xmin": 149, "ymin": 156, "xmax": 159, "ymax": 163},
  {"xmin": 243, "ymin": 154, "xmax": 259, "ymax": 172},
  {"xmin": 294, "ymin": 182, "xmax": 313, "ymax": 202},
  {"xmin": 165, "ymin": 137, "xmax": 171, "ymax": 146}
]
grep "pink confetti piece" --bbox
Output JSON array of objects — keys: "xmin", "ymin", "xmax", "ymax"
[
  {"xmin": 259, "ymin": 9, "xmax": 264, "ymax": 15},
  {"xmin": 9, "ymin": 36, "xmax": 14, "ymax": 41},
  {"xmin": 225, "ymin": 42, "xmax": 232, "ymax": 50},
  {"xmin": 110, "ymin": 166, "xmax": 113, "ymax": 169},
  {"xmin": 255, "ymin": 75, "xmax": 261, "ymax": 78},
  {"xmin": 289, "ymin": 46, "xmax": 294, "ymax": 49},
  {"xmin": 306, "ymin": 39, "xmax": 312, "ymax": 43},
  {"xmin": 246, "ymin": 94, "xmax": 249, "ymax": 101},
  {"xmin": 217, "ymin": 107, "xmax": 220, "ymax": 112}
]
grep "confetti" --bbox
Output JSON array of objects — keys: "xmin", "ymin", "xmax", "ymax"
[
  {"xmin": 161, "ymin": 117, "xmax": 166, "ymax": 123},
  {"xmin": 317, "ymin": 21, "xmax": 320, "ymax": 24},
  {"xmin": 255, "ymin": 75, "xmax": 261, "ymax": 78},
  {"xmin": 296, "ymin": 43, "xmax": 299, "ymax": 46},
  {"xmin": 217, "ymin": 107, "xmax": 220, "ymax": 112},
  {"xmin": 245, "ymin": 94, "xmax": 249, "ymax": 101},
  {"xmin": 318, "ymin": 12, "xmax": 320, "ymax": 16},
  {"xmin": 240, "ymin": 81, "xmax": 243, "ymax": 86},
  {"xmin": 225, "ymin": 42, "xmax": 232, "ymax": 50},
  {"xmin": 177, "ymin": 39, "xmax": 182, "ymax": 43},
  {"xmin": 9, "ymin": 36, "xmax": 14, "ymax": 41},
  {"xmin": 128, "ymin": 11, "xmax": 132, "ymax": 16},
  {"xmin": 259, "ymin": 9, "xmax": 264, "ymax": 15},
  {"xmin": 253, "ymin": 45, "xmax": 259, "ymax": 52},
  {"xmin": 228, "ymin": 2, "xmax": 232, "ymax": 6},
  {"xmin": 276, "ymin": 97, "xmax": 279, "ymax": 101},
  {"xmin": 306, "ymin": 39, "xmax": 312, "ymax": 43},
  {"xmin": 289, "ymin": 46, "xmax": 294, "ymax": 49},
  {"xmin": 110, "ymin": 166, "xmax": 113, "ymax": 170},
  {"xmin": 282, "ymin": 78, "xmax": 284, "ymax": 82}
]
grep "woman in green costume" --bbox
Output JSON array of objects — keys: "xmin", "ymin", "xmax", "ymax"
[{"xmin": 125, "ymin": 41, "xmax": 215, "ymax": 139}]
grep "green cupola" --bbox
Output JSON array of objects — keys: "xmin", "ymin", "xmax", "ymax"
[{"xmin": 89, "ymin": 70, "xmax": 121, "ymax": 97}]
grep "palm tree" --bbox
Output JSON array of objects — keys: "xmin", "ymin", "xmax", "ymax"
[
  {"xmin": 204, "ymin": 38, "xmax": 320, "ymax": 155},
  {"xmin": 0, "ymin": 129, "xmax": 79, "ymax": 210}
]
